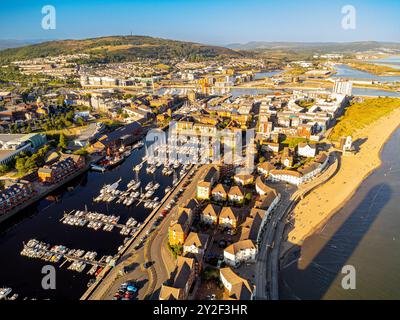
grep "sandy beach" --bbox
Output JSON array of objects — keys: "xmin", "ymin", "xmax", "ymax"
[{"xmin": 282, "ymin": 107, "xmax": 400, "ymax": 254}]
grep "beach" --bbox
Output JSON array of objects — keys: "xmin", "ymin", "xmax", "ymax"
[{"xmin": 282, "ymin": 106, "xmax": 400, "ymax": 254}]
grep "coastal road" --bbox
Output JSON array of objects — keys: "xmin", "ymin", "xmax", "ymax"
[
  {"xmin": 255, "ymin": 183, "xmax": 296, "ymax": 300},
  {"xmin": 255, "ymin": 152, "xmax": 339, "ymax": 300}
]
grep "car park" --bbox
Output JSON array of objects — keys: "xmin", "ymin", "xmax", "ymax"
[{"xmin": 113, "ymin": 282, "xmax": 137, "ymax": 300}]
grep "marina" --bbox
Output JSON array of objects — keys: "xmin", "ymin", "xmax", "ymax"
[
  {"xmin": 93, "ymin": 174, "xmax": 164, "ymax": 208},
  {"xmin": 20, "ymin": 239, "xmax": 112, "ymax": 273},
  {"xmin": 60, "ymin": 210, "xmax": 141, "ymax": 236},
  {"xmin": 0, "ymin": 136, "xmax": 183, "ymax": 299}
]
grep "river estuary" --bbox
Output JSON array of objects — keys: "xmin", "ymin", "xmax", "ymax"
[{"xmin": 280, "ymin": 127, "xmax": 400, "ymax": 299}]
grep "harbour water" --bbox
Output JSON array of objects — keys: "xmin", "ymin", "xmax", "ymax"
[
  {"xmin": 368, "ymin": 56, "xmax": 400, "ymax": 70},
  {"xmin": 0, "ymin": 143, "xmax": 177, "ymax": 299},
  {"xmin": 280, "ymin": 127, "xmax": 400, "ymax": 299},
  {"xmin": 351, "ymin": 88, "xmax": 400, "ymax": 98},
  {"xmin": 254, "ymin": 70, "xmax": 283, "ymax": 80},
  {"xmin": 332, "ymin": 64, "xmax": 400, "ymax": 82}
]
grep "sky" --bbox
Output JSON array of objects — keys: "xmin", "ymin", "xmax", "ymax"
[{"xmin": 0, "ymin": 0, "xmax": 399, "ymax": 44}]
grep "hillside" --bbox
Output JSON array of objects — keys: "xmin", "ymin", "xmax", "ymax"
[{"xmin": 0, "ymin": 35, "xmax": 242, "ymax": 64}]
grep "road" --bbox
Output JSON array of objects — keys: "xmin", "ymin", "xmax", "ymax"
[
  {"xmin": 146, "ymin": 164, "xmax": 211, "ymax": 299},
  {"xmin": 255, "ymin": 152, "xmax": 339, "ymax": 300},
  {"xmin": 84, "ymin": 164, "xmax": 210, "ymax": 300},
  {"xmin": 255, "ymin": 183, "xmax": 296, "ymax": 300}
]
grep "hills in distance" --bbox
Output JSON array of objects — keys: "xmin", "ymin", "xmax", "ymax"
[
  {"xmin": 0, "ymin": 35, "xmax": 243, "ymax": 64},
  {"xmin": 225, "ymin": 41, "xmax": 400, "ymax": 53},
  {"xmin": 1, "ymin": 35, "xmax": 399, "ymax": 65},
  {"xmin": 0, "ymin": 39, "xmax": 46, "ymax": 51}
]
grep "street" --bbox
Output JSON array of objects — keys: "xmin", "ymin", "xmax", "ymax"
[
  {"xmin": 85, "ymin": 164, "xmax": 210, "ymax": 300},
  {"xmin": 255, "ymin": 152, "xmax": 339, "ymax": 300}
]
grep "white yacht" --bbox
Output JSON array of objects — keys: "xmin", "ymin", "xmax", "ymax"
[
  {"xmin": 132, "ymin": 141, "xmax": 144, "ymax": 150},
  {"xmin": 146, "ymin": 165, "xmax": 156, "ymax": 174},
  {"xmin": 145, "ymin": 189, "xmax": 155, "ymax": 198},
  {"xmin": 0, "ymin": 288, "xmax": 12, "ymax": 300},
  {"xmin": 145, "ymin": 182, "xmax": 154, "ymax": 191},
  {"xmin": 131, "ymin": 191, "xmax": 140, "ymax": 198},
  {"xmin": 152, "ymin": 182, "xmax": 160, "ymax": 190}
]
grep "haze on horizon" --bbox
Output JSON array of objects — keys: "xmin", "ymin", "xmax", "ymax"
[{"xmin": 0, "ymin": 0, "xmax": 399, "ymax": 45}]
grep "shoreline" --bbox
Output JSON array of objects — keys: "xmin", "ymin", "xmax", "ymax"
[
  {"xmin": 0, "ymin": 164, "xmax": 91, "ymax": 225},
  {"xmin": 281, "ymin": 106, "xmax": 400, "ymax": 258}
]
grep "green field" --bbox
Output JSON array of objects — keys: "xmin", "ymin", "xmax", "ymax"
[{"xmin": 329, "ymin": 97, "xmax": 400, "ymax": 141}]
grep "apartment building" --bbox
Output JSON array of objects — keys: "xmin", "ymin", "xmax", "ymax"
[
  {"xmin": 37, "ymin": 154, "xmax": 85, "ymax": 184},
  {"xmin": 220, "ymin": 267, "xmax": 254, "ymax": 300},
  {"xmin": 224, "ymin": 239, "xmax": 257, "ymax": 267}
]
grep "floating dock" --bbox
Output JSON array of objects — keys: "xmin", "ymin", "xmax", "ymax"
[{"xmin": 20, "ymin": 239, "xmax": 112, "ymax": 273}]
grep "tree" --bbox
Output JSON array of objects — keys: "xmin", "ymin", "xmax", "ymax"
[
  {"xmin": 245, "ymin": 192, "xmax": 253, "ymax": 203},
  {"xmin": 0, "ymin": 164, "xmax": 9, "ymax": 175},
  {"xmin": 76, "ymin": 117, "xmax": 85, "ymax": 126},
  {"xmin": 57, "ymin": 95, "xmax": 66, "ymax": 107},
  {"xmin": 74, "ymin": 148, "xmax": 89, "ymax": 159},
  {"xmin": 58, "ymin": 133, "xmax": 67, "ymax": 149},
  {"xmin": 24, "ymin": 157, "xmax": 37, "ymax": 171},
  {"xmin": 168, "ymin": 244, "xmax": 183, "ymax": 258},
  {"xmin": 15, "ymin": 158, "xmax": 27, "ymax": 174},
  {"xmin": 123, "ymin": 93, "xmax": 135, "ymax": 100}
]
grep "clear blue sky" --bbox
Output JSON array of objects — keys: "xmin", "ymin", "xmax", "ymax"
[{"xmin": 0, "ymin": 0, "xmax": 399, "ymax": 44}]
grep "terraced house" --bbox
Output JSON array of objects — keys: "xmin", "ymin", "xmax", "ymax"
[
  {"xmin": 233, "ymin": 173, "xmax": 254, "ymax": 186},
  {"xmin": 240, "ymin": 208, "xmax": 269, "ymax": 244},
  {"xmin": 168, "ymin": 207, "xmax": 193, "ymax": 246},
  {"xmin": 228, "ymin": 185, "xmax": 245, "ymax": 204},
  {"xmin": 183, "ymin": 232, "xmax": 209, "ymax": 256},
  {"xmin": 37, "ymin": 154, "xmax": 85, "ymax": 184},
  {"xmin": 219, "ymin": 207, "xmax": 240, "ymax": 230},
  {"xmin": 224, "ymin": 239, "xmax": 257, "ymax": 267},
  {"xmin": 211, "ymin": 183, "xmax": 229, "ymax": 201},
  {"xmin": 200, "ymin": 203, "xmax": 221, "ymax": 225},
  {"xmin": 0, "ymin": 181, "xmax": 34, "ymax": 214},
  {"xmin": 159, "ymin": 256, "xmax": 196, "ymax": 300},
  {"xmin": 220, "ymin": 267, "xmax": 254, "ymax": 300},
  {"xmin": 196, "ymin": 166, "xmax": 219, "ymax": 200}
]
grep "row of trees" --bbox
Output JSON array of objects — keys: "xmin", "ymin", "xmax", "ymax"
[{"xmin": 14, "ymin": 145, "xmax": 51, "ymax": 175}]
